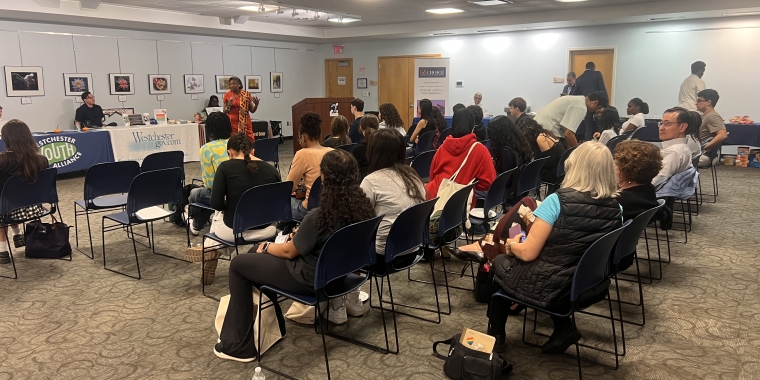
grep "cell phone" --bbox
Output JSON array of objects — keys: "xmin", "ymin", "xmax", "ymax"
[
  {"xmin": 275, "ymin": 233, "xmax": 290, "ymax": 244},
  {"xmin": 508, "ymin": 224, "xmax": 522, "ymax": 239}
]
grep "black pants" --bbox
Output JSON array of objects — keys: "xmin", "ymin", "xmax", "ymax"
[
  {"xmin": 488, "ymin": 295, "xmax": 572, "ymax": 336},
  {"xmin": 217, "ymin": 253, "xmax": 314, "ymax": 358}
]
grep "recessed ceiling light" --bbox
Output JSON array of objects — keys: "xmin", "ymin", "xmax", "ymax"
[
  {"xmin": 648, "ymin": 16, "xmax": 685, "ymax": 21},
  {"xmin": 476, "ymin": 29, "xmax": 501, "ymax": 33},
  {"xmin": 723, "ymin": 11, "xmax": 760, "ymax": 16},
  {"xmin": 430, "ymin": 32, "xmax": 455, "ymax": 36},
  {"xmin": 426, "ymin": 8, "xmax": 465, "ymax": 14},
  {"xmin": 555, "ymin": 0, "xmax": 587, "ymax": 2},
  {"xmin": 238, "ymin": 4, "xmax": 276, "ymax": 12},
  {"xmin": 328, "ymin": 16, "xmax": 360, "ymax": 23},
  {"xmin": 468, "ymin": 0, "xmax": 512, "ymax": 6}
]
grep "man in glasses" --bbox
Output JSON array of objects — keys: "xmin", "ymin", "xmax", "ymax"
[
  {"xmin": 75, "ymin": 91, "xmax": 105, "ymax": 129},
  {"xmin": 652, "ymin": 107, "xmax": 701, "ymax": 187},
  {"xmin": 695, "ymin": 89, "xmax": 726, "ymax": 168}
]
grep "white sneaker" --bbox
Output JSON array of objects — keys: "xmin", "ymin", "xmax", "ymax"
[
  {"xmin": 322, "ymin": 298, "xmax": 348, "ymax": 325},
  {"xmin": 213, "ymin": 346, "xmax": 256, "ymax": 363},
  {"xmin": 345, "ymin": 291, "xmax": 365, "ymax": 317},
  {"xmin": 189, "ymin": 223, "xmax": 200, "ymax": 236},
  {"xmin": 183, "ymin": 205, "xmax": 189, "ymax": 224}
]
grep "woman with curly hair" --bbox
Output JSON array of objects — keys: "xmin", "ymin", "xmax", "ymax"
[
  {"xmin": 487, "ymin": 115, "xmax": 533, "ymax": 173},
  {"xmin": 214, "ymin": 149, "xmax": 376, "ymax": 362},
  {"xmin": 287, "ymin": 112, "xmax": 333, "ymax": 220},
  {"xmin": 518, "ymin": 118, "xmax": 566, "ymax": 190},
  {"xmin": 322, "ymin": 115, "xmax": 351, "ymax": 148},
  {"xmin": 613, "ymin": 140, "xmax": 662, "ymax": 221},
  {"xmin": 378, "ymin": 103, "xmax": 406, "ymax": 135}
]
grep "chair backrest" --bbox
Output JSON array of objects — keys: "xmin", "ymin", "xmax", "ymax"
[
  {"xmin": 499, "ymin": 147, "xmax": 517, "ymax": 174},
  {"xmin": 307, "ymin": 177, "xmax": 322, "ymax": 211},
  {"xmin": 84, "ymin": 161, "xmax": 140, "ymax": 203},
  {"xmin": 417, "ymin": 131, "xmax": 436, "ymax": 152},
  {"xmin": 314, "ymin": 215, "xmax": 384, "ymax": 294},
  {"xmin": 140, "ymin": 150, "xmax": 184, "ymax": 173},
  {"xmin": 570, "ymin": 220, "xmax": 630, "ymax": 302},
  {"xmin": 0, "ymin": 168, "xmax": 58, "ymax": 218},
  {"xmin": 556, "ymin": 146, "xmax": 577, "ymax": 178},
  {"xmin": 630, "ymin": 125, "xmax": 660, "ymax": 142},
  {"xmin": 613, "ymin": 203, "xmax": 663, "ymax": 266},
  {"xmin": 411, "ymin": 150, "xmax": 436, "ymax": 180},
  {"xmin": 253, "ymin": 137, "xmax": 280, "ymax": 163},
  {"xmin": 482, "ymin": 168, "xmax": 515, "ymax": 219},
  {"xmin": 437, "ymin": 128, "xmax": 452, "ymax": 144},
  {"xmin": 605, "ymin": 134, "xmax": 628, "ymax": 151},
  {"xmin": 515, "ymin": 157, "xmax": 549, "ymax": 197},
  {"xmin": 232, "ymin": 181, "xmax": 293, "ymax": 235},
  {"xmin": 439, "ymin": 183, "xmax": 477, "ymax": 241},
  {"xmin": 126, "ymin": 168, "xmax": 183, "ymax": 222},
  {"xmin": 384, "ymin": 198, "xmax": 437, "ymax": 262},
  {"xmin": 323, "ymin": 133, "xmax": 331, "ymax": 142},
  {"xmin": 337, "ymin": 143, "xmax": 358, "ymax": 153}
]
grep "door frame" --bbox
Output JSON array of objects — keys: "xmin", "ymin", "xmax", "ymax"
[
  {"xmin": 377, "ymin": 54, "xmax": 442, "ymax": 127},
  {"xmin": 324, "ymin": 58, "xmax": 354, "ymax": 98},
  {"xmin": 567, "ymin": 47, "xmax": 617, "ymax": 104}
]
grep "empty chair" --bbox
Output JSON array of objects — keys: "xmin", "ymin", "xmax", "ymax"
[
  {"xmin": 140, "ymin": 150, "xmax": 184, "ymax": 173},
  {"xmin": 630, "ymin": 125, "xmax": 660, "ymax": 142},
  {"xmin": 254, "ymin": 137, "xmax": 280, "ymax": 170},
  {"xmin": 410, "ymin": 150, "xmax": 436, "ymax": 182},
  {"xmin": 506, "ymin": 157, "xmax": 549, "ymax": 205}
]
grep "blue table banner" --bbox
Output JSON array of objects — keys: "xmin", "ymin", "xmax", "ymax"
[{"xmin": 0, "ymin": 130, "xmax": 115, "ymax": 174}]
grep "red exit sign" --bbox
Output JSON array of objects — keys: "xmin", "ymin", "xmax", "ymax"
[{"xmin": 333, "ymin": 45, "xmax": 344, "ymax": 54}]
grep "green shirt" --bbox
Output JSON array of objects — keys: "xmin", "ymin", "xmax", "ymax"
[{"xmin": 200, "ymin": 139, "xmax": 229, "ymax": 188}]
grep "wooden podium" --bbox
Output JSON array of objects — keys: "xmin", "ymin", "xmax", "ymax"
[{"xmin": 292, "ymin": 97, "xmax": 355, "ymax": 153}]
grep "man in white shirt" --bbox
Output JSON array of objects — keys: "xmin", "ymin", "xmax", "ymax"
[
  {"xmin": 470, "ymin": 92, "xmax": 489, "ymax": 116},
  {"xmin": 533, "ymin": 91, "xmax": 607, "ymax": 148},
  {"xmin": 652, "ymin": 107, "xmax": 699, "ymax": 187},
  {"xmin": 677, "ymin": 61, "xmax": 706, "ymax": 111}
]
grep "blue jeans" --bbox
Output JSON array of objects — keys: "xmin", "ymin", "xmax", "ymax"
[
  {"xmin": 291, "ymin": 197, "xmax": 309, "ymax": 220},
  {"xmin": 188, "ymin": 186, "xmax": 213, "ymax": 229}
]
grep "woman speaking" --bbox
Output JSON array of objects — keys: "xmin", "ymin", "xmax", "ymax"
[{"xmin": 223, "ymin": 76, "xmax": 260, "ymax": 141}]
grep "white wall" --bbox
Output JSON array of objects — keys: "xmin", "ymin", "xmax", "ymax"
[
  {"xmin": 0, "ymin": 20, "xmax": 321, "ymax": 135},
  {"xmin": 317, "ymin": 17, "xmax": 760, "ymax": 120}
]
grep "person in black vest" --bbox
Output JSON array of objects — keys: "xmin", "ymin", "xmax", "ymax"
[
  {"xmin": 487, "ymin": 142, "xmax": 622, "ymax": 354},
  {"xmin": 75, "ymin": 92, "xmax": 105, "ymax": 129}
]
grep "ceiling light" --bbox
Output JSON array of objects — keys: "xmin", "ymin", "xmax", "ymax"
[
  {"xmin": 430, "ymin": 32, "xmax": 455, "ymax": 36},
  {"xmin": 328, "ymin": 16, "xmax": 360, "ymax": 23},
  {"xmin": 313, "ymin": 12, "xmax": 320, "ymax": 20},
  {"xmin": 275, "ymin": 6, "xmax": 283, "ymax": 15},
  {"xmin": 291, "ymin": 9, "xmax": 298, "ymax": 17},
  {"xmin": 237, "ymin": 4, "xmax": 275, "ymax": 12},
  {"xmin": 555, "ymin": 0, "xmax": 587, "ymax": 2},
  {"xmin": 476, "ymin": 29, "xmax": 501, "ymax": 33},
  {"xmin": 468, "ymin": 0, "xmax": 512, "ymax": 5},
  {"xmin": 426, "ymin": 8, "xmax": 465, "ymax": 14},
  {"xmin": 648, "ymin": 16, "xmax": 685, "ymax": 21},
  {"xmin": 258, "ymin": 4, "xmax": 265, "ymax": 12},
  {"xmin": 723, "ymin": 11, "xmax": 760, "ymax": 16}
]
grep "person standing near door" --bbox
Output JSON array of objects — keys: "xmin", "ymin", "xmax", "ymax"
[
  {"xmin": 348, "ymin": 98, "xmax": 365, "ymax": 144},
  {"xmin": 677, "ymin": 61, "xmax": 706, "ymax": 111},
  {"xmin": 571, "ymin": 62, "xmax": 606, "ymax": 96},
  {"xmin": 560, "ymin": 72, "xmax": 576, "ymax": 96}
]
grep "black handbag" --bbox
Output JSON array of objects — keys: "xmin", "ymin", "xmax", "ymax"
[
  {"xmin": 24, "ymin": 216, "xmax": 71, "ymax": 259},
  {"xmin": 433, "ymin": 334, "xmax": 512, "ymax": 380}
]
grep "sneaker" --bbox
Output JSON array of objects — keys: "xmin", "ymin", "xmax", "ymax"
[
  {"xmin": 189, "ymin": 223, "xmax": 200, "ymax": 236},
  {"xmin": 541, "ymin": 328, "xmax": 582, "ymax": 354},
  {"xmin": 182, "ymin": 205, "xmax": 189, "ymax": 224},
  {"xmin": 345, "ymin": 292, "xmax": 365, "ymax": 317},
  {"xmin": 322, "ymin": 299, "xmax": 348, "ymax": 325},
  {"xmin": 213, "ymin": 344, "xmax": 256, "ymax": 363},
  {"xmin": 0, "ymin": 251, "xmax": 9, "ymax": 265},
  {"xmin": 13, "ymin": 234, "xmax": 24, "ymax": 248}
]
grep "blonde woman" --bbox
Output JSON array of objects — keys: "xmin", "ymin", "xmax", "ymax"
[
  {"xmin": 322, "ymin": 115, "xmax": 351, "ymax": 148},
  {"xmin": 486, "ymin": 142, "xmax": 623, "ymax": 354}
]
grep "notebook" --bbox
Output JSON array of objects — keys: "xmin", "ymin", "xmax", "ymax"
[{"xmin": 460, "ymin": 327, "xmax": 496, "ymax": 353}]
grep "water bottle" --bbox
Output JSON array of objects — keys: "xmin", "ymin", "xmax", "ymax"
[{"xmin": 252, "ymin": 367, "xmax": 265, "ymax": 380}]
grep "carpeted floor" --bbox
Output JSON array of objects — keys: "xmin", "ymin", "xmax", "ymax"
[{"xmin": 1, "ymin": 143, "xmax": 758, "ymax": 380}]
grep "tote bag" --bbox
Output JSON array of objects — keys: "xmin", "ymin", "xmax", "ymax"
[
  {"xmin": 215, "ymin": 290, "xmax": 284, "ymax": 356},
  {"xmin": 24, "ymin": 216, "xmax": 72, "ymax": 259},
  {"xmin": 429, "ymin": 143, "xmax": 480, "ymax": 242}
]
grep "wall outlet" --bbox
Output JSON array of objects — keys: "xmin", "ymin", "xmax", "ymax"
[
  {"xmin": 118, "ymin": 95, "xmax": 127, "ymax": 102},
  {"xmin": 363, "ymin": 91, "xmax": 370, "ymax": 97},
  {"xmin": 191, "ymin": 94, "xmax": 198, "ymax": 100},
  {"xmin": 286, "ymin": 121, "xmax": 291, "ymax": 126}
]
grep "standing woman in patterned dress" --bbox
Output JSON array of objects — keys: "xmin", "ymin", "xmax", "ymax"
[{"xmin": 223, "ymin": 76, "xmax": 260, "ymax": 142}]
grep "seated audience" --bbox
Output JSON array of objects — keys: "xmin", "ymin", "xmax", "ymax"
[
  {"xmin": 518, "ymin": 118, "xmax": 567, "ymax": 192},
  {"xmin": 214, "ymin": 149, "xmax": 376, "ymax": 362},
  {"xmin": 453, "ymin": 103, "xmax": 466, "ymax": 114},
  {"xmin": 187, "ymin": 112, "xmax": 231, "ymax": 235},
  {"xmin": 408, "ymin": 99, "xmax": 437, "ymax": 145},
  {"xmin": 508, "ymin": 97, "xmax": 531, "ymax": 124},
  {"xmin": 378, "ymin": 103, "xmax": 406, "ymax": 135},
  {"xmin": 351, "ymin": 114, "xmax": 379, "ymax": 179},
  {"xmin": 487, "ymin": 142, "xmax": 622, "ymax": 353},
  {"xmin": 593, "ymin": 106, "xmax": 621, "ymax": 146},
  {"xmin": 348, "ymin": 98, "xmax": 365, "ymax": 144},
  {"xmin": 0, "ymin": 120, "xmax": 49, "ymax": 264},
  {"xmin": 322, "ymin": 115, "xmax": 351, "ymax": 148},
  {"xmin": 622, "ymin": 98, "xmax": 649, "ymax": 133},
  {"xmin": 487, "ymin": 115, "xmax": 533, "ymax": 173},
  {"xmin": 652, "ymin": 107, "xmax": 701, "ymax": 187},
  {"xmin": 287, "ymin": 112, "xmax": 333, "ymax": 220},
  {"xmin": 361, "ymin": 128, "xmax": 426, "ymax": 256},
  {"xmin": 426, "ymin": 108, "xmax": 496, "ymax": 207},
  {"xmin": 614, "ymin": 140, "xmax": 662, "ymax": 221},
  {"xmin": 467, "ymin": 105, "xmax": 487, "ymax": 142},
  {"xmin": 430, "ymin": 107, "xmax": 448, "ymax": 149},
  {"xmin": 695, "ymin": 89, "xmax": 727, "ymax": 168},
  {"xmin": 533, "ymin": 91, "xmax": 608, "ymax": 148}
]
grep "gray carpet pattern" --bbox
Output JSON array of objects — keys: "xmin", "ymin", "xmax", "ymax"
[{"xmin": 0, "ymin": 145, "xmax": 758, "ymax": 380}]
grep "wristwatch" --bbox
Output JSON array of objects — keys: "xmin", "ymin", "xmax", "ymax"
[{"xmin": 262, "ymin": 242, "xmax": 271, "ymax": 253}]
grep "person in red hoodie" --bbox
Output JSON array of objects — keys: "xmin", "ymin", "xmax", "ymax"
[{"xmin": 426, "ymin": 108, "xmax": 496, "ymax": 208}]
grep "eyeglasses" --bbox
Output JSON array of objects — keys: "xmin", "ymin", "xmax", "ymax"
[
  {"xmin": 696, "ymin": 99, "xmax": 708, "ymax": 103},
  {"xmin": 658, "ymin": 121, "xmax": 684, "ymax": 127}
]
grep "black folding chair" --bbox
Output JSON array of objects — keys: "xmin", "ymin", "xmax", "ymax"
[
  {"xmin": 254, "ymin": 137, "xmax": 280, "ymax": 171},
  {"xmin": 411, "ymin": 150, "xmax": 436, "ymax": 182}
]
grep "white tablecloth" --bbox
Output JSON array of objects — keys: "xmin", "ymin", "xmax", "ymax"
[{"xmin": 107, "ymin": 124, "xmax": 201, "ymax": 164}]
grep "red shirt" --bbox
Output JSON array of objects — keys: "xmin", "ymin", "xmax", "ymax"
[{"xmin": 425, "ymin": 133, "xmax": 496, "ymax": 208}]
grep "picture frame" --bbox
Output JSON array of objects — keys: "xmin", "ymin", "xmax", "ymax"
[
  {"xmin": 270, "ymin": 72, "xmax": 283, "ymax": 93},
  {"xmin": 245, "ymin": 75, "xmax": 262, "ymax": 93},
  {"xmin": 148, "ymin": 74, "xmax": 171, "ymax": 95},
  {"xmin": 183, "ymin": 74, "xmax": 204, "ymax": 94},
  {"xmin": 109, "ymin": 73, "xmax": 135, "ymax": 95},
  {"xmin": 63, "ymin": 73, "xmax": 93, "ymax": 96},
  {"xmin": 357, "ymin": 78, "xmax": 368, "ymax": 89},
  {"xmin": 216, "ymin": 75, "xmax": 233, "ymax": 93},
  {"xmin": 4, "ymin": 66, "xmax": 45, "ymax": 97}
]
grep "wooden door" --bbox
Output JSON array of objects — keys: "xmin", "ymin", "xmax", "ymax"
[
  {"xmin": 325, "ymin": 58, "xmax": 353, "ymax": 98},
  {"xmin": 378, "ymin": 57, "xmax": 414, "ymax": 130},
  {"xmin": 569, "ymin": 49, "xmax": 615, "ymax": 103}
]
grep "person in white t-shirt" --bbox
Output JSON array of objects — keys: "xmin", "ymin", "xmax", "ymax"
[
  {"xmin": 533, "ymin": 92, "xmax": 607, "ymax": 148},
  {"xmin": 621, "ymin": 98, "xmax": 650, "ymax": 133},
  {"xmin": 677, "ymin": 61, "xmax": 706, "ymax": 111},
  {"xmin": 470, "ymin": 92, "xmax": 489, "ymax": 116}
]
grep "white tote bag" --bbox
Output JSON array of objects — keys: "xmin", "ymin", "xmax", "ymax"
[
  {"xmin": 215, "ymin": 289, "xmax": 284, "ymax": 355},
  {"xmin": 433, "ymin": 142, "xmax": 479, "ymax": 215}
]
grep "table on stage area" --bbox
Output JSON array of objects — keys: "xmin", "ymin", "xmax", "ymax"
[
  {"xmin": 0, "ymin": 130, "xmax": 114, "ymax": 174},
  {"xmin": 107, "ymin": 123, "xmax": 201, "ymax": 164},
  {"xmin": 413, "ymin": 116, "xmax": 492, "ymax": 129},
  {"xmin": 643, "ymin": 122, "xmax": 760, "ymax": 146}
]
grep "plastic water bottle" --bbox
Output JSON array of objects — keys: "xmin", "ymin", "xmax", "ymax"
[{"xmin": 252, "ymin": 367, "xmax": 265, "ymax": 380}]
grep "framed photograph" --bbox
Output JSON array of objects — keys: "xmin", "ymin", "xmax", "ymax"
[
  {"xmin": 184, "ymin": 74, "xmax": 204, "ymax": 94},
  {"xmin": 270, "ymin": 72, "xmax": 283, "ymax": 93},
  {"xmin": 357, "ymin": 78, "xmax": 368, "ymax": 89},
  {"xmin": 149, "ymin": 74, "xmax": 171, "ymax": 95},
  {"xmin": 216, "ymin": 75, "xmax": 232, "ymax": 93},
  {"xmin": 109, "ymin": 73, "xmax": 135, "ymax": 95},
  {"xmin": 245, "ymin": 75, "xmax": 262, "ymax": 93},
  {"xmin": 4, "ymin": 66, "xmax": 45, "ymax": 97},
  {"xmin": 63, "ymin": 73, "xmax": 92, "ymax": 96}
]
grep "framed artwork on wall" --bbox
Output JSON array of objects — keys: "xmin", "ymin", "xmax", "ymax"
[
  {"xmin": 216, "ymin": 75, "xmax": 232, "ymax": 93},
  {"xmin": 149, "ymin": 74, "xmax": 171, "ymax": 95},
  {"xmin": 109, "ymin": 73, "xmax": 135, "ymax": 95},
  {"xmin": 245, "ymin": 75, "xmax": 262, "ymax": 93},
  {"xmin": 4, "ymin": 66, "xmax": 45, "ymax": 97},
  {"xmin": 270, "ymin": 72, "xmax": 283, "ymax": 93},
  {"xmin": 184, "ymin": 74, "xmax": 204, "ymax": 94},
  {"xmin": 357, "ymin": 78, "xmax": 368, "ymax": 89},
  {"xmin": 63, "ymin": 73, "xmax": 92, "ymax": 96}
]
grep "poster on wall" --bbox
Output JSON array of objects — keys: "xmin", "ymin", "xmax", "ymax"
[
  {"xmin": 184, "ymin": 74, "xmax": 204, "ymax": 94},
  {"xmin": 216, "ymin": 75, "xmax": 232, "ymax": 93},
  {"xmin": 4, "ymin": 66, "xmax": 45, "ymax": 97},
  {"xmin": 413, "ymin": 58, "xmax": 450, "ymax": 117},
  {"xmin": 109, "ymin": 73, "xmax": 135, "ymax": 95},
  {"xmin": 63, "ymin": 73, "xmax": 92, "ymax": 96},
  {"xmin": 245, "ymin": 75, "xmax": 262, "ymax": 93},
  {"xmin": 149, "ymin": 74, "xmax": 171, "ymax": 95},
  {"xmin": 270, "ymin": 72, "xmax": 283, "ymax": 93}
]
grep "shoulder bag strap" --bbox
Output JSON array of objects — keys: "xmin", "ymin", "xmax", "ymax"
[
  {"xmin": 432, "ymin": 337, "xmax": 455, "ymax": 360},
  {"xmin": 450, "ymin": 142, "xmax": 480, "ymax": 182}
]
